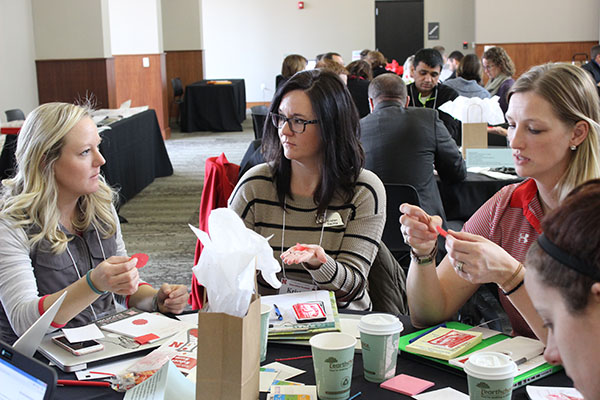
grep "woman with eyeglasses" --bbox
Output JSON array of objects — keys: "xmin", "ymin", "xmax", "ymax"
[
  {"xmin": 525, "ymin": 179, "xmax": 600, "ymax": 400},
  {"xmin": 482, "ymin": 46, "xmax": 515, "ymax": 115},
  {"xmin": 229, "ymin": 69, "xmax": 386, "ymax": 310}
]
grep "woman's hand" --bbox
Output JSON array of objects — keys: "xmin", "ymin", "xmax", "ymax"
[
  {"xmin": 487, "ymin": 126, "xmax": 508, "ymax": 137},
  {"xmin": 156, "ymin": 283, "xmax": 189, "ymax": 314},
  {"xmin": 399, "ymin": 204, "xmax": 442, "ymax": 256},
  {"xmin": 444, "ymin": 230, "xmax": 518, "ymax": 285},
  {"xmin": 281, "ymin": 243, "xmax": 327, "ymax": 269},
  {"xmin": 90, "ymin": 256, "xmax": 139, "ymax": 295}
]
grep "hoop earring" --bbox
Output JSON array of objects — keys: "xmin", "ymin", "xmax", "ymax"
[{"xmin": 570, "ymin": 145, "xmax": 577, "ymax": 151}]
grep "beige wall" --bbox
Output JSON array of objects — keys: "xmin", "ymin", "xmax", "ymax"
[
  {"xmin": 0, "ymin": 0, "xmax": 38, "ymax": 121},
  {"xmin": 425, "ymin": 0, "xmax": 475, "ymax": 53},
  {"xmin": 475, "ymin": 0, "xmax": 600, "ymax": 43},
  {"xmin": 108, "ymin": 0, "xmax": 163, "ymax": 55},
  {"xmin": 161, "ymin": 0, "xmax": 203, "ymax": 51},
  {"xmin": 32, "ymin": 0, "xmax": 109, "ymax": 59},
  {"xmin": 202, "ymin": 0, "xmax": 376, "ymax": 102}
]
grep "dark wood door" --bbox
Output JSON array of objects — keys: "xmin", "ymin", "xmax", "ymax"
[{"xmin": 375, "ymin": 0, "xmax": 424, "ymax": 66}]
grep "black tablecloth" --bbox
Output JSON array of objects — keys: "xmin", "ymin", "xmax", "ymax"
[
  {"xmin": 438, "ymin": 172, "xmax": 522, "ymax": 222},
  {"xmin": 50, "ymin": 315, "xmax": 571, "ymax": 400},
  {"xmin": 181, "ymin": 79, "xmax": 246, "ymax": 132},
  {"xmin": 100, "ymin": 110, "xmax": 173, "ymax": 205}
]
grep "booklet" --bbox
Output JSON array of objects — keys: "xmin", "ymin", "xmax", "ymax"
[
  {"xmin": 100, "ymin": 312, "xmax": 189, "ymax": 344},
  {"xmin": 123, "ymin": 360, "xmax": 194, "ymax": 400}
]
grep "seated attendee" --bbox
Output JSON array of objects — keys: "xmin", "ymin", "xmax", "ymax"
[
  {"xmin": 229, "ymin": 70, "xmax": 386, "ymax": 311},
  {"xmin": 444, "ymin": 54, "xmax": 491, "ymax": 99},
  {"xmin": 581, "ymin": 44, "xmax": 600, "ymax": 84},
  {"xmin": 316, "ymin": 59, "xmax": 349, "ymax": 84},
  {"xmin": 359, "ymin": 49, "xmax": 370, "ymax": 61},
  {"xmin": 525, "ymin": 179, "xmax": 600, "ymax": 400},
  {"xmin": 0, "ymin": 103, "xmax": 189, "ymax": 344},
  {"xmin": 444, "ymin": 50, "xmax": 464, "ymax": 81},
  {"xmin": 276, "ymin": 54, "xmax": 307, "ymax": 90},
  {"xmin": 366, "ymin": 50, "xmax": 391, "ymax": 78},
  {"xmin": 402, "ymin": 55, "xmax": 415, "ymax": 84},
  {"xmin": 407, "ymin": 48, "xmax": 461, "ymax": 144},
  {"xmin": 483, "ymin": 46, "xmax": 515, "ymax": 115},
  {"xmin": 346, "ymin": 60, "xmax": 373, "ymax": 118},
  {"xmin": 401, "ymin": 63, "xmax": 600, "ymax": 339},
  {"xmin": 361, "ymin": 73, "xmax": 465, "ymax": 225},
  {"xmin": 323, "ymin": 51, "xmax": 344, "ymax": 66}
]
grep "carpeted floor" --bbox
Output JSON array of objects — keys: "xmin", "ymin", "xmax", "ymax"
[{"xmin": 118, "ymin": 117, "xmax": 254, "ymax": 294}]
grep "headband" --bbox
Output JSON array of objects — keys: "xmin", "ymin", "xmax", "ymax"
[{"xmin": 537, "ymin": 232, "xmax": 600, "ymax": 280}]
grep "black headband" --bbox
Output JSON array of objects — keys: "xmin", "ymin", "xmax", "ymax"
[{"xmin": 537, "ymin": 232, "xmax": 600, "ymax": 280}]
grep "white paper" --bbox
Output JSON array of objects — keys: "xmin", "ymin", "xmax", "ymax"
[
  {"xmin": 175, "ymin": 313, "xmax": 199, "ymax": 326},
  {"xmin": 75, "ymin": 356, "xmax": 143, "ymax": 380},
  {"xmin": 438, "ymin": 96, "xmax": 505, "ymax": 124},
  {"xmin": 269, "ymin": 385, "xmax": 317, "ymax": 399},
  {"xmin": 259, "ymin": 369, "xmax": 280, "ymax": 392},
  {"xmin": 466, "ymin": 148, "xmax": 514, "ymax": 169},
  {"xmin": 262, "ymin": 362, "xmax": 305, "ymax": 380},
  {"xmin": 62, "ymin": 323, "xmax": 104, "ymax": 343},
  {"xmin": 100, "ymin": 312, "xmax": 187, "ymax": 342},
  {"xmin": 467, "ymin": 326, "xmax": 503, "ymax": 340},
  {"xmin": 526, "ymin": 385, "xmax": 583, "ymax": 400},
  {"xmin": 123, "ymin": 360, "xmax": 194, "ymax": 400},
  {"xmin": 467, "ymin": 167, "xmax": 518, "ymax": 181},
  {"xmin": 412, "ymin": 387, "xmax": 468, "ymax": 400}
]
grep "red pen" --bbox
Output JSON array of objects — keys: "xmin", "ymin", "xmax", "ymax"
[{"xmin": 57, "ymin": 379, "xmax": 111, "ymax": 387}]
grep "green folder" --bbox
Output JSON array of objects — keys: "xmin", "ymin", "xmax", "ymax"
[{"xmin": 398, "ymin": 321, "xmax": 562, "ymax": 388}]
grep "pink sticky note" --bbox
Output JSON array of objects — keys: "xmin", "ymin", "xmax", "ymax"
[
  {"xmin": 380, "ymin": 374, "xmax": 435, "ymax": 396},
  {"xmin": 436, "ymin": 225, "xmax": 448, "ymax": 238},
  {"xmin": 130, "ymin": 253, "xmax": 149, "ymax": 269}
]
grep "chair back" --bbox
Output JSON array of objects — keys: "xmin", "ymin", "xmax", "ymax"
[
  {"xmin": 5, "ymin": 109, "xmax": 25, "ymax": 122},
  {"xmin": 171, "ymin": 77, "xmax": 184, "ymax": 99},
  {"xmin": 382, "ymin": 184, "xmax": 421, "ymax": 265},
  {"xmin": 251, "ymin": 105, "xmax": 268, "ymax": 140}
]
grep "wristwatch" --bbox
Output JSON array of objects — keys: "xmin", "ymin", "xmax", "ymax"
[{"xmin": 410, "ymin": 246, "xmax": 438, "ymax": 265}]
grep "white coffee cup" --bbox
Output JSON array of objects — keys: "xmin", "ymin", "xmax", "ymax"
[
  {"xmin": 358, "ymin": 313, "xmax": 404, "ymax": 383},
  {"xmin": 464, "ymin": 352, "xmax": 517, "ymax": 400}
]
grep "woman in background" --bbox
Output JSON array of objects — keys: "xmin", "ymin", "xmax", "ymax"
[
  {"xmin": 276, "ymin": 54, "xmax": 308, "ymax": 90},
  {"xmin": 346, "ymin": 60, "xmax": 373, "ymax": 118},
  {"xmin": 0, "ymin": 103, "xmax": 188, "ymax": 344},
  {"xmin": 401, "ymin": 63, "xmax": 600, "ymax": 340},
  {"xmin": 229, "ymin": 69, "xmax": 385, "ymax": 310},
  {"xmin": 443, "ymin": 54, "xmax": 490, "ymax": 99},
  {"xmin": 366, "ymin": 50, "xmax": 391, "ymax": 78},
  {"xmin": 525, "ymin": 179, "xmax": 600, "ymax": 400},
  {"xmin": 483, "ymin": 46, "xmax": 515, "ymax": 114}
]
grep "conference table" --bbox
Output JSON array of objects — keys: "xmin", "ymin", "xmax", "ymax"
[
  {"xmin": 181, "ymin": 79, "xmax": 246, "ymax": 132},
  {"xmin": 99, "ymin": 110, "xmax": 173, "ymax": 205},
  {"xmin": 51, "ymin": 315, "xmax": 570, "ymax": 400}
]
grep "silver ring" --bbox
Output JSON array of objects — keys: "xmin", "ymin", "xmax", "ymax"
[{"xmin": 455, "ymin": 261, "xmax": 464, "ymax": 273}]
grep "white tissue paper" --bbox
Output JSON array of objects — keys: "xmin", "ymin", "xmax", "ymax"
[
  {"xmin": 190, "ymin": 208, "xmax": 281, "ymax": 318},
  {"xmin": 439, "ymin": 95, "xmax": 505, "ymax": 125}
]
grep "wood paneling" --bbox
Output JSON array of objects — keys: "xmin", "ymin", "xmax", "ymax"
[
  {"xmin": 36, "ymin": 58, "xmax": 117, "ymax": 108},
  {"xmin": 247, "ymin": 101, "xmax": 270, "ymax": 108},
  {"xmin": 475, "ymin": 41, "xmax": 598, "ymax": 84},
  {"xmin": 113, "ymin": 54, "xmax": 170, "ymax": 139},
  {"xmin": 165, "ymin": 50, "xmax": 203, "ymax": 126}
]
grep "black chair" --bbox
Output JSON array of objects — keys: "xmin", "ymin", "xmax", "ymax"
[
  {"xmin": 1, "ymin": 109, "xmax": 25, "ymax": 180},
  {"xmin": 382, "ymin": 184, "xmax": 421, "ymax": 270},
  {"xmin": 171, "ymin": 77, "xmax": 184, "ymax": 127},
  {"xmin": 250, "ymin": 105, "xmax": 268, "ymax": 140}
]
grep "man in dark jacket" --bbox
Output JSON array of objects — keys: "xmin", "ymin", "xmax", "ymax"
[
  {"xmin": 361, "ymin": 73, "xmax": 466, "ymax": 224},
  {"xmin": 407, "ymin": 48, "xmax": 462, "ymax": 144},
  {"xmin": 582, "ymin": 45, "xmax": 600, "ymax": 84}
]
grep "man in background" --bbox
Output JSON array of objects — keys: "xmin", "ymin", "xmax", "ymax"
[
  {"xmin": 582, "ymin": 44, "xmax": 600, "ymax": 84},
  {"xmin": 445, "ymin": 50, "xmax": 464, "ymax": 81},
  {"xmin": 407, "ymin": 48, "xmax": 461, "ymax": 144}
]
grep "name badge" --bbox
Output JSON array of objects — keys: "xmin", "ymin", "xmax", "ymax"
[
  {"xmin": 323, "ymin": 211, "xmax": 344, "ymax": 227},
  {"xmin": 279, "ymin": 277, "xmax": 318, "ymax": 294}
]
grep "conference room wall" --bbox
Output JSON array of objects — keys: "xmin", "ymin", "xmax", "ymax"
[
  {"xmin": 161, "ymin": 0, "xmax": 203, "ymax": 52},
  {"xmin": 0, "ymin": 0, "xmax": 38, "ymax": 123}
]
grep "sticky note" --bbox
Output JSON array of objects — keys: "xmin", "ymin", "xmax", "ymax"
[
  {"xmin": 380, "ymin": 374, "xmax": 434, "ymax": 396},
  {"xmin": 130, "ymin": 253, "xmax": 149, "ymax": 269},
  {"xmin": 134, "ymin": 333, "xmax": 159, "ymax": 344}
]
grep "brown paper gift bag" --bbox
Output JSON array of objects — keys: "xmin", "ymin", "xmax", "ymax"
[
  {"xmin": 461, "ymin": 122, "xmax": 488, "ymax": 158},
  {"xmin": 195, "ymin": 293, "xmax": 261, "ymax": 400}
]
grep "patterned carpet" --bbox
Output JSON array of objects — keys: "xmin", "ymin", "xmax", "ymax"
[{"xmin": 118, "ymin": 118, "xmax": 254, "ymax": 295}]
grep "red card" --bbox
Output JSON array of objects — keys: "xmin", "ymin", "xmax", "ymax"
[
  {"xmin": 380, "ymin": 374, "xmax": 434, "ymax": 396},
  {"xmin": 134, "ymin": 333, "xmax": 160, "ymax": 345},
  {"xmin": 292, "ymin": 302, "xmax": 326, "ymax": 322},
  {"xmin": 294, "ymin": 243, "xmax": 309, "ymax": 251},
  {"xmin": 436, "ymin": 226, "xmax": 448, "ymax": 238},
  {"xmin": 130, "ymin": 253, "xmax": 149, "ymax": 269}
]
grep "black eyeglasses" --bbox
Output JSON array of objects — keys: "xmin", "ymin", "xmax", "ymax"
[{"xmin": 270, "ymin": 112, "xmax": 318, "ymax": 134}]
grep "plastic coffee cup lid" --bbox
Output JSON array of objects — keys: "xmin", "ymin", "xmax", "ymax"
[
  {"xmin": 358, "ymin": 313, "xmax": 404, "ymax": 336},
  {"xmin": 464, "ymin": 352, "xmax": 518, "ymax": 381}
]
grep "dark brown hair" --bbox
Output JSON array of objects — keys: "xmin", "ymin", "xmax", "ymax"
[
  {"xmin": 482, "ymin": 46, "xmax": 515, "ymax": 76},
  {"xmin": 526, "ymin": 179, "xmax": 600, "ymax": 313},
  {"xmin": 346, "ymin": 60, "xmax": 373, "ymax": 81},
  {"xmin": 457, "ymin": 54, "xmax": 483, "ymax": 83},
  {"xmin": 281, "ymin": 54, "xmax": 307, "ymax": 78}
]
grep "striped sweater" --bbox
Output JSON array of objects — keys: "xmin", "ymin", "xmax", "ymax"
[{"xmin": 228, "ymin": 163, "xmax": 386, "ymax": 310}]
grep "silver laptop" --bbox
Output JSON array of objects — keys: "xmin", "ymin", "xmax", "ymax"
[{"xmin": 13, "ymin": 291, "xmax": 67, "ymax": 357}]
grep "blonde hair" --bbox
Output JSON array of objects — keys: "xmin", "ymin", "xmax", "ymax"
[
  {"xmin": 508, "ymin": 63, "xmax": 600, "ymax": 201},
  {"xmin": 0, "ymin": 102, "xmax": 118, "ymax": 253}
]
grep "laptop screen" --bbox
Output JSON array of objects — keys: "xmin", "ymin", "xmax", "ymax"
[{"xmin": 0, "ymin": 353, "xmax": 48, "ymax": 400}]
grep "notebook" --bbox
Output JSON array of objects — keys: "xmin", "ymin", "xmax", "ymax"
[
  {"xmin": 399, "ymin": 321, "xmax": 563, "ymax": 388},
  {"xmin": 0, "ymin": 340, "xmax": 57, "ymax": 400},
  {"xmin": 13, "ymin": 291, "xmax": 67, "ymax": 357}
]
